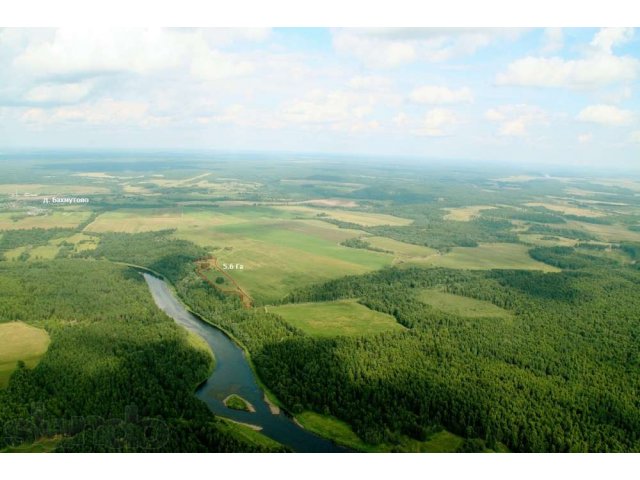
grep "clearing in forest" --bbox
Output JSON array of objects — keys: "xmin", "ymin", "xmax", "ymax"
[
  {"xmin": 0, "ymin": 321, "xmax": 50, "ymax": 388},
  {"xmin": 268, "ymin": 299, "xmax": 404, "ymax": 337}
]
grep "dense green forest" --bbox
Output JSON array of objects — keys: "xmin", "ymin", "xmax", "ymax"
[{"xmin": 0, "ymin": 260, "xmax": 282, "ymax": 452}]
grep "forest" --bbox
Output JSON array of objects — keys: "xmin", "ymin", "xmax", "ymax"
[{"xmin": 0, "ymin": 259, "xmax": 283, "ymax": 452}]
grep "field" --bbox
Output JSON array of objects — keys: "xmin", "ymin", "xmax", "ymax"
[
  {"xmin": 274, "ymin": 205, "xmax": 413, "ymax": 226},
  {"xmin": 518, "ymin": 234, "xmax": 578, "ymax": 247},
  {"xmin": 84, "ymin": 208, "xmax": 247, "ymax": 233},
  {"xmin": 418, "ymin": 289, "xmax": 513, "ymax": 319},
  {"xmin": 173, "ymin": 211, "xmax": 392, "ymax": 304},
  {"xmin": 443, "ymin": 205, "xmax": 496, "ymax": 221},
  {"xmin": 365, "ymin": 236, "xmax": 439, "ymax": 260},
  {"xmin": 268, "ymin": 299, "xmax": 404, "ymax": 337},
  {"xmin": 524, "ymin": 201, "xmax": 605, "ymax": 218},
  {"xmin": 565, "ymin": 221, "xmax": 640, "ymax": 243},
  {"xmin": 0, "ymin": 184, "xmax": 110, "ymax": 195},
  {"xmin": 422, "ymin": 243, "xmax": 559, "ymax": 271},
  {"xmin": 0, "ymin": 321, "xmax": 50, "ymax": 388},
  {"xmin": 0, "ymin": 210, "xmax": 91, "ymax": 230}
]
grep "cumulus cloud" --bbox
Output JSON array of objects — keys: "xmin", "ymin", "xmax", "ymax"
[
  {"xmin": 332, "ymin": 28, "xmax": 519, "ymax": 68},
  {"xmin": 409, "ymin": 85, "xmax": 473, "ymax": 104},
  {"xmin": 332, "ymin": 31, "xmax": 415, "ymax": 69},
  {"xmin": 13, "ymin": 28, "xmax": 260, "ymax": 81},
  {"xmin": 21, "ymin": 99, "xmax": 169, "ymax": 127},
  {"xmin": 24, "ymin": 81, "xmax": 93, "ymax": 104},
  {"xmin": 485, "ymin": 104, "xmax": 548, "ymax": 136},
  {"xmin": 348, "ymin": 75, "xmax": 391, "ymax": 90},
  {"xmin": 541, "ymin": 28, "xmax": 564, "ymax": 54},
  {"xmin": 413, "ymin": 108, "xmax": 459, "ymax": 136},
  {"xmin": 577, "ymin": 104, "xmax": 634, "ymax": 126},
  {"xmin": 590, "ymin": 27, "xmax": 634, "ymax": 54},
  {"xmin": 496, "ymin": 28, "xmax": 638, "ymax": 89},
  {"xmin": 282, "ymin": 90, "xmax": 374, "ymax": 127}
]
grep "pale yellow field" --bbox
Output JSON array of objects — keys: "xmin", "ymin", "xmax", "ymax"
[
  {"xmin": 525, "ymin": 202, "xmax": 605, "ymax": 218},
  {"xmin": 145, "ymin": 173, "xmax": 261, "ymax": 194},
  {"xmin": 0, "ymin": 211, "xmax": 92, "ymax": 230},
  {"xmin": 443, "ymin": 205, "xmax": 496, "ymax": 221},
  {"xmin": 29, "ymin": 244, "xmax": 60, "ymax": 259},
  {"xmin": 565, "ymin": 221, "xmax": 640, "ymax": 243},
  {"xmin": 274, "ymin": 206, "xmax": 413, "ymax": 226},
  {"xmin": 85, "ymin": 209, "xmax": 247, "ymax": 233},
  {"xmin": 72, "ymin": 172, "xmax": 140, "ymax": 180},
  {"xmin": 298, "ymin": 199, "xmax": 359, "ymax": 208},
  {"xmin": 0, "ymin": 322, "xmax": 50, "ymax": 388},
  {"xmin": 590, "ymin": 179, "xmax": 640, "ymax": 192},
  {"xmin": 3, "ymin": 246, "xmax": 29, "ymax": 261},
  {"xmin": 0, "ymin": 184, "xmax": 110, "ymax": 195},
  {"xmin": 122, "ymin": 184, "xmax": 155, "ymax": 194}
]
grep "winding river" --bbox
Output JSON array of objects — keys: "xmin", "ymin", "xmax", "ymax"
[{"xmin": 143, "ymin": 273, "xmax": 346, "ymax": 453}]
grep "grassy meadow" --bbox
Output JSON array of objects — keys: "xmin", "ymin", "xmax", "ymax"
[
  {"xmin": 418, "ymin": 289, "xmax": 513, "ymax": 319},
  {"xmin": 268, "ymin": 299, "xmax": 404, "ymax": 337},
  {"xmin": 0, "ymin": 321, "xmax": 50, "ymax": 388}
]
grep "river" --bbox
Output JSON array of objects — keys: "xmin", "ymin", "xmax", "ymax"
[{"xmin": 143, "ymin": 273, "xmax": 346, "ymax": 453}]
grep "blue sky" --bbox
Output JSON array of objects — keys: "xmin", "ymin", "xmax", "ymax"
[{"xmin": 0, "ymin": 28, "xmax": 638, "ymax": 166}]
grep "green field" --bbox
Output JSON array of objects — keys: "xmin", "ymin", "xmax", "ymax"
[
  {"xmin": 366, "ymin": 236, "xmax": 439, "ymax": 260},
  {"xmin": 423, "ymin": 243, "xmax": 559, "ymax": 271},
  {"xmin": 268, "ymin": 299, "xmax": 404, "ymax": 337},
  {"xmin": 418, "ymin": 289, "xmax": 513, "ymax": 319},
  {"xmin": 173, "ymin": 210, "xmax": 392, "ymax": 304},
  {"xmin": 295, "ymin": 411, "xmax": 466, "ymax": 452},
  {"xmin": 0, "ymin": 321, "xmax": 50, "ymax": 388}
]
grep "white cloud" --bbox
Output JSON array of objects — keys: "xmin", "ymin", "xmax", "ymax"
[
  {"xmin": 332, "ymin": 31, "xmax": 415, "ymax": 69},
  {"xmin": 13, "ymin": 28, "xmax": 258, "ymax": 81},
  {"xmin": 496, "ymin": 28, "xmax": 638, "ymax": 89},
  {"xmin": 409, "ymin": 85, "xmax": 473, "ymax": 104},
  {"xmin": 332, "ymin": 28, "xmax": 520, "ymax": 68},
  {"xmin": 630, "ymin": 131, "xmax": 640, "ymax": 143},
  {"xmin": 485, "ymin": 104, "xmax": 548, "ymax": 136},
  {"xmin": 262, "ymin": 89, "xmax": 387, "ymax": 134},
  {"xmin": 348, "ymin": 76, "xmax": 391, "ymax": 90},
  {"xmin": 413, "ymin": 108, "xmax": 458, "ymax": 136},
  {"xmin": 577, "ymin": 104, "xmax": 634, "ymax": 126},
  {"xmin": 578, "ymin": 133, "xmax": 592, "ymax": 144},
  {"xmin": 590, "ymin": 28, "xmax": 634, "ymax": 55},
  {"xmin": 25, "ymin": 82, "xmax": 93, "ymax": 104},
  {"xmin": 496, "ymin": 55, "xmax": 639, "ymax": 89},
  {"xmin": 21, "ymin": 99, "xmax": 168, "ymax": 127},
  {"xmin": 542, "ymin": 28, "xmax": 564, "ymax": 54},
  {"xmin": 392, "ymin": 112, "xmax": 409, "ymax": 126}
]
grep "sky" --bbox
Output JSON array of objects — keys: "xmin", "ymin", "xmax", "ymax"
[{"xmin": 0, "ymin": 27, "xmax": 638, "ymax": 166}]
